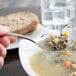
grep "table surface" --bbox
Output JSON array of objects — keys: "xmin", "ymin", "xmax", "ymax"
[{"xmin": 0, "ymin": 7, "xmax": 41, "ymax": 76}]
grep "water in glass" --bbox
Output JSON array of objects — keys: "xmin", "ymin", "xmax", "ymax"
[{"xmin": 41, "ymin": 0, "xmax": 75, "ymax": 31}]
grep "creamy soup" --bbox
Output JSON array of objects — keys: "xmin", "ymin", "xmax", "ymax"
[{"xmin": 30, "ymin": 50, "xmax": 76, "ymax": 76}]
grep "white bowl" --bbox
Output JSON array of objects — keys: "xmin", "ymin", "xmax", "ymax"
[{"xmin": 19, "ymin": 39, "xmax": 41, "ymax": 76}]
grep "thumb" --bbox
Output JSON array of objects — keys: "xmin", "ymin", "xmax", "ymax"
[{"xmin": 0, "ymin": 26, "xmax": 9, "ymax": 36}]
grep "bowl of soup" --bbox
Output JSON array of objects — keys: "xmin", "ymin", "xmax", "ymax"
[{"xmin": 19, "ymin": 28, "xmax": 76, "ymax": 76}]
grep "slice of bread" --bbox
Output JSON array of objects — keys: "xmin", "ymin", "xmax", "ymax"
[
  {"xmin": 0, "ymin": 17, "xmax": 8, "ymax": 26},
  {"xmin": 0, "ymin": 12, "xmax": 39, "ymax": 34}
]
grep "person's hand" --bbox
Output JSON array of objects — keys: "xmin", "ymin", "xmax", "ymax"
[{"xmin": 0, "ymin": 26, "xmax": 17, "ymax": 69}]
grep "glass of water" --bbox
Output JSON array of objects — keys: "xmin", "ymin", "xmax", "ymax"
[{"xmin": 41, "ymin": 0, "xmax": 75, "ymax": 31}]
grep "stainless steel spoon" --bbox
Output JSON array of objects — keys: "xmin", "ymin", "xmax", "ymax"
[
  {"xmin": 7, "ymin": 32, "xmax": 73, "ymax": 51},
  {"xmin": 7, "ymin": 32, "xmax": 37, "ymax": 44}
]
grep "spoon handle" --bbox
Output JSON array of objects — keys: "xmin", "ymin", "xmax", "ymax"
[{"xmin": 7, "ymin": 32, "xmax": 36, "ymax": 44}]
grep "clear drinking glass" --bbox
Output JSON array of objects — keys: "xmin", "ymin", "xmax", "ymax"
[{"xmin": 41, "ymin": 0, "xmax": 75, "ymax": 31}]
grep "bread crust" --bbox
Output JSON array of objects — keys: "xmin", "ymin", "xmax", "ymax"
[{"xmin": 13, "ymin": 20, "xmax": 39, "ymax": 34}]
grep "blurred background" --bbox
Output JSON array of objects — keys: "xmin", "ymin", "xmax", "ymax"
[
  {"xmin": 0, "ymin": 0, "xmax": 41, "ymax": 8},
  {"xmin": 0, "ymin": 0, "xmax": 75, "ymax": 27},
  {"xmin": 0, "ymin": 0, "xmax": 75, "ymax": 29}
]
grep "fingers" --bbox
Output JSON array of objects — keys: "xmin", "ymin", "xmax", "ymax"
[
  {"xmin": 0, "ymin": 57, "xmax": 4, "ymax": 70},
  {"xmin": 0, "ymin": 26, "xmax": 9, "ymax": 36},
  {"xmin": 0, "ymin": 36, "xmax": 10, "ymax": 48},
  {"xmin": 6, "ymin": 35, "xmax": 17, "ymax": 43},
  {"xmin": 0, "ymin": 44, "xmax": 7, "ymax": 58},
  {"xmin": 0, "ymin": 35, "xmax": 17, "ymax": 48}
]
